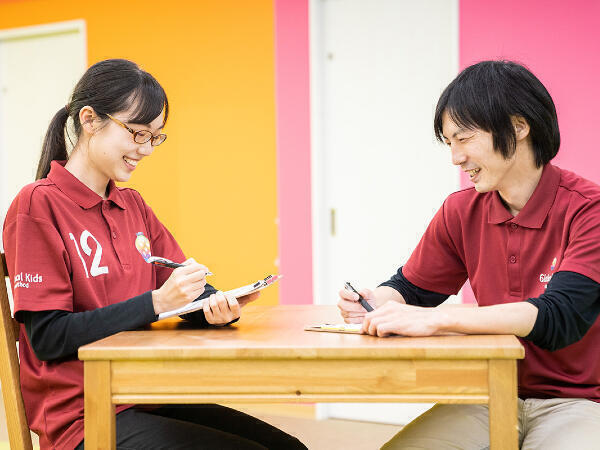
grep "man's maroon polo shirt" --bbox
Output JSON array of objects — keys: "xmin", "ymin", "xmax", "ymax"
[
  {"xmin": 3, "ymin": 161, "xmax": 185, "ymax": 449},
  {"xmin": 404, "ymin": 163, "xmax": 600, "ymax": 401}
]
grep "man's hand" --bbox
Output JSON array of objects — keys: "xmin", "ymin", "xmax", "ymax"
[
  {"xmin": 338, "ymin": 287, "xmax": 377, "ymax": 324},
  {"xmin": 362, "ymin": 301, "xmax": 450, "ymax": 337}
]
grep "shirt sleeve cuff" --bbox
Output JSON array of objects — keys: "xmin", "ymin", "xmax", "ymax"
[{"xmin": 135, "ymin": 291, "xmax": 159, "ymax": 323}]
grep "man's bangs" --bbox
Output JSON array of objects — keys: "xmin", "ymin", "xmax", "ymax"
[{"xmin": 434, "ymin": 91, "xmax": 482, "ymax": 142}]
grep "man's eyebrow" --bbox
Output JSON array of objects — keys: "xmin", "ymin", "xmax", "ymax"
[
  {"xmin": 443, "ymin": 127, "xmax": 471, "ymax": 139},
  {"xmin": 454, "ymin": 128, "xmax": 472, "ymax": 138}
]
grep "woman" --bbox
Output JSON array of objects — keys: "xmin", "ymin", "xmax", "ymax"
[{"xmin": 3, "ymin": 59, "xmax": 305, "ymax": 450}]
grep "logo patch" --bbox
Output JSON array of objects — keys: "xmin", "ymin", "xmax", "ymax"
[
  {"xmin": 538, "ymin": 256, "xmax": 557, "ymax": 289},
  {"xmin": 13, "ymin": 272, "xmax": 43, "ymax": 289}
]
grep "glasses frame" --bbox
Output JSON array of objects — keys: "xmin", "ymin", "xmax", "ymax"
[{"xmin": 105, "ymin": 113, "xmax": 167, "ymax": 146}]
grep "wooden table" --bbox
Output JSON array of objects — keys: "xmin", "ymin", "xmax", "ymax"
[{"xmin": 79, "ymin": 305, "xmax": 524, "ymax": 449}]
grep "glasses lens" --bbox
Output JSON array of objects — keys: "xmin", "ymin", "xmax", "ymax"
[
  {"xmin": 152, "ymin": 134, "xmax": 167, "ymax": 146},
  {"xmin": 133, "ymin": 130, "xmax": 153, "ymax": 144}
]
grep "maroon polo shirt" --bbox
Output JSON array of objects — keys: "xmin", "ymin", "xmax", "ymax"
[
  {"xmin": 2, "ymin": 161, "xmax": 185, "ymax": 449},
  {"xmin": 404, "ymin": 163, "xmax": 600, "ymax": 401}
]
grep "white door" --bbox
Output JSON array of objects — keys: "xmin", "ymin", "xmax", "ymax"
[
  {"xmin": 310, "ymin": 0, "xmax": 460, "ymax": 424},
  {"xmin": 0, "ymin": 20, "xmax": 86, "ymax": 244}
]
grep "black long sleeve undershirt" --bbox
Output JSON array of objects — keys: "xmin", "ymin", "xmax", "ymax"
[
  {"xmin": 379, "ymin": 267, "xmax": 449, "ymax": 307},
  {"xmin": 20, "ymin": 283, "xmax": 220, "ymax": 362},
  {"xmin": 525, "ymin": 271, "xmax": 600, "ymax": 351},
  {"xmin": 379, "ymin": 267, "xmax": 600, "ymax": 352}
]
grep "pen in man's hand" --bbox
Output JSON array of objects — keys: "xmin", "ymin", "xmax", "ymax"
[{"xmin": 344, "ymin": 282, "xmax": 374, "ymax": 312}]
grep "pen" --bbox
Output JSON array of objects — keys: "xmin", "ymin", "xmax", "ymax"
[
  {"xmin": 344, "ymin": 282, "xmax": 374, "ymax": 312},
  {"xmin": 148, "ymin": 257, "xmax": 213, "ymax": 275}
]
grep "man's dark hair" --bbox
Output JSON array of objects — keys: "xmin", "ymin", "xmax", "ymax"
[{"xmin": 434, "ymin": 60, "xmax": 560, "ymax": 167}]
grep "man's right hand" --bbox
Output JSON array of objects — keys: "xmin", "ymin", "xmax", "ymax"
[
  {"xmin": 152, "ymin": 258, "xmax": 209, "ymax": 314},
  {"xmin": 337, "ymin": 286, "xmax": 376, "ymax": 324}
]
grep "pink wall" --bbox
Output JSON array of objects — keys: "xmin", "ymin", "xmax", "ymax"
[
  {"xmin": 273, "ymin": 0, "xmax": 600, "ymax": 305},
  {"xmin": 274, "ymin": 0, "xmax": 313, "ymax": 304},
  {"xmin": 459, "ymin": 0, "xmax": 600, "ymax": 302}
]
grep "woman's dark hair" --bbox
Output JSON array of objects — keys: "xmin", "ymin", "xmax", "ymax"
[
  {"xmin": 36, "ymin": 58, "xmax": 169, "ymax": 179},
  {"xmin": 433, "ymin": 60, "xmax": 560, "ymax": 167}
]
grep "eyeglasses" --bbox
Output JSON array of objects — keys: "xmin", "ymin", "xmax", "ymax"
[{"xmin": 106, "ymin": 113, "xmax": 167, "ymax": 146}]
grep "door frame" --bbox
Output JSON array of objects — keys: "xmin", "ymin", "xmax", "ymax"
[
  {"xmin": 308, "ymin": 0, "xmax": 460, "ymax": 423},
  {"xmin": 0, "ymin": 19, "xmax": 86, "ymax": 250}
]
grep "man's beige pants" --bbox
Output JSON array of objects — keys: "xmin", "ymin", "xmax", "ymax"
[{"xmin": 382, "ymin": 398, "xmax": 600, "ymax": 449}]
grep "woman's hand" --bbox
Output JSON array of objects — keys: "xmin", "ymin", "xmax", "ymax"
[
  {"xmin": 203, "ymin": 291, "xmax": 261, "ymax": 325},
  {"xmin": 152, "ymin": 258, "xmax": 209, "ymax": 314},
  {"xmin": 203, "ymin": 291, "xmax": 241, "ymax": 325},
  {"xmin": 237, "ymin": 291, "xmax": 261, "ymax": 307}
]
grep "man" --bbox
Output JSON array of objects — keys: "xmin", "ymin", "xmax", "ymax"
[{"xmin": 338, "ymin": 61, "xmax": 600, "ymax": 449}]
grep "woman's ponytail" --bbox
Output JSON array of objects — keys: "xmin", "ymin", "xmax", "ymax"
[{"xmin": 36, "ymin": 106, "xmax": 70, "ymax": 180}]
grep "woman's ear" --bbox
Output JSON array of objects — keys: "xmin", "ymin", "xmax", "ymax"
[
  {"xmin": 79, "ymin": 106, "xmax": 97, "ymax": 134},
  {"xmin": 512, "ymin": 116, "xmax": 530, "ymax": 141}
]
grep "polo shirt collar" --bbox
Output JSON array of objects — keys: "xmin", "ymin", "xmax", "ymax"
[
  {"xmin": 488, "ymin": 163, "xmax": 560, "ymax": 228},
  {"xmin": 47, "ymin": 161, "xmax": 127, "ymax": 210}
]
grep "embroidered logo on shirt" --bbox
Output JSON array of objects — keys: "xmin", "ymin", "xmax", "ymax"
[
  {"xmin": 539, "ymin": 256, "xmax": 557, "ymax": 288},
  {"xmin": 13, "ymin": 272, "xmax": 43, "ymax": 289},
  {"xmin": 135, "ymin": 232, "xmax": 151, "ymax": 261}
]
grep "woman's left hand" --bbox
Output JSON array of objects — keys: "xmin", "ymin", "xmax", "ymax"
[
  {"xmin": 237, "ymin": 291, "xmax": 261, "ymax": 307},
  {"xmin": 203, "ymin": 291, "xmax": 241, "ymax": 325}
]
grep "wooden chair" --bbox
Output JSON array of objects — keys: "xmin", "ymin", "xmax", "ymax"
[{"xmin": 0, "ymin": 252, "xmax": 33, "ymax": 449}]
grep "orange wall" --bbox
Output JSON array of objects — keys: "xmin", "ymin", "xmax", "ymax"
[{"xmin": 0, "ymin": 0, "xmax": 280, "ymax": 304}]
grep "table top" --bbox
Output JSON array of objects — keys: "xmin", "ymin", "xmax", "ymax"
[{"xmin": 78, "ymin": 305, "xmax": 524, "ymax": 361}]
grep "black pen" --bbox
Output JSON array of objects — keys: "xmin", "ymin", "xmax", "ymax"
[
  {"xmin": 344, "ymin": 282, "xmax": 374, "ymax": 312},
  {"xmin": 148, "ymin": 257, "xmax": 213, "ymax": 274}
]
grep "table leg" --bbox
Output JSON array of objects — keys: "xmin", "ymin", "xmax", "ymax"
[
  {"xmin": 84, "ymin": 361, "xmax": 115, "ymax": 450},
  {"xmin": 488, "ymin": 359, "xmax": 518, "ymax": 450}
]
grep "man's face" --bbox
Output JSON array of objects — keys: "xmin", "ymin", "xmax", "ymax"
[{"xmin": 441, "ymin": 111, "xmax": 517, "ymax": 193}]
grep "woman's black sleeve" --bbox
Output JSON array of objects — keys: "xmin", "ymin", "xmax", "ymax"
[
  {"xmin": 379, "ymin": 266, "xmax": 449, "ymax": 307},
  {"xmin": 525, "ymin": 271, "xmax": 600, "ymax": 351},
  {"xmin": 21, "ymin": 291, "xmax": 157, "ymax": 361},
  {"xmin": 21, "ymin": 283, "xmax": 225, "ymax": 362}
]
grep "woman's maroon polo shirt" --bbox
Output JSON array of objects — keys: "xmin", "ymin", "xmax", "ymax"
[
  {"xmin": 2, "ymin": 161, "xmax": 185, "ymax": 449},
  {"xmin": 404, "ymin": 163, "xmax": 600, "ymax": 401}
]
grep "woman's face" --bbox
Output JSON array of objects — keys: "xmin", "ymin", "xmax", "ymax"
[{"xmin": 84, "ymin": 106, "xmax": 165, "ymax": 184}]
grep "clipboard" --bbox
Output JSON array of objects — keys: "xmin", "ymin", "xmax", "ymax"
[
  {"xmin": 158, "ymin": 274, "xmax": 282, "ymax": 320},
  {"xmin": 304, "ymin": 323, "xmax": 363, "ymax": 334}
]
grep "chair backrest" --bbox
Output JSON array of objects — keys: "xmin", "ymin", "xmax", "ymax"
[{"xmin": 0, "ymin": 252, "xmax": 33, "ymax": 450}]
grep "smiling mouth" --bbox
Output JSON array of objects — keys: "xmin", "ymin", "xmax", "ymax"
[
  {"xmin": 467, "ymin": 168, "xmax": 481, "ymax": 178},
  {"xmin": 123, "ymin": 156, "xmax": 139, "ymax": 167}
]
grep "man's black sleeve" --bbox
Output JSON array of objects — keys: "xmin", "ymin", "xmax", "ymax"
[
  {"xmin": 379, "ymin": 266, "xmax": 449, "ymax": 307},
  {"xmin": 525, "ymin": 271, "xmax": 600, "ymax": 351},
  {"xmin": 21, "ymin": 283, "xmax": 222, "ymax": 361}
]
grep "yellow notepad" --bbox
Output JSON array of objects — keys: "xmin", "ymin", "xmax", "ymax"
[{"xmin": 304, "ymin": 323, "xmax": 363, "ymax": 334}]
